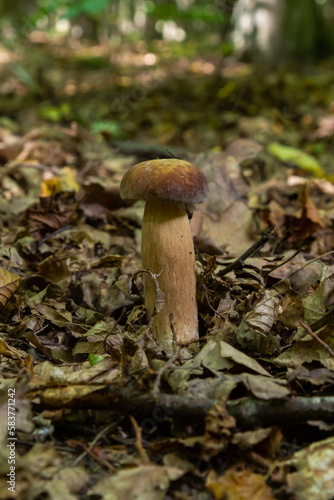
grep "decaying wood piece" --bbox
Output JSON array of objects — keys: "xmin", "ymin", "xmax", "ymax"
[{"xmin": 28, "ymin": 382, "xmax": 334, "ymax": 429}]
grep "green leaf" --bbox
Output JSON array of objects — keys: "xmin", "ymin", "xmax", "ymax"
[
  {"xmin": 63, "ymin": 0, "xmax": 111, "ymax": 19},
  {"xmin": 89, "ymin": 353, "xmax": 105, "ymax": 366},
  {"xmin": 91, "ymin": 120, "xmax": 120, "ymax": 136},
  {"xmin": 267, "ymin": 142, "xmax": 325, "ymax": 177},
  {"xmin": 146, "ymin": 3, "xmax": 227, "ymax": 23}
]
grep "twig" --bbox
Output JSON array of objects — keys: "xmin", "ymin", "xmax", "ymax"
[
  {"xmin": 152, "ymin": 352, "xmax": 178, "ymax": 399},
  {"xmin": 201, "ymin": 284, "xmax": 227, "ymax": 321},
  {"xmin": 104, "ymin": 306, "xmax": 127, "ymax": 351},
  {"xmin": 194, "ymin": 244, "xmax": 206, "ymax": 266},
  {"xmin": 309, "ymin": 308, "xmax": 334, "ymax": 332},
  {"xmin": 164, "ymin": 148, "xmax": 184, "ymax": 160},
  {"xmin": 0, "ymin": 162, "xmax": 48, "ymax": 181},
  {"xmin": 131, "ymin": 269, "xmax": 163, "ymax": 310},
  {"xmin": 16, "ymin": 163, "xmax": 49, "ymax": 170},
  {"xmin": 37, "ymin": 225, "xmax": 73, "ymax": 247},
  {"xmin": 177, "ymin": 333, "xmax": 212, "ymax": 347},
  {"xmin": 130, "ymin": 416, "xmax": 150, "ymax": 464},
  {"xmin": 71, "ymin": 422, "xmax": 115, "ymax": 469},
  {"xmin": 300, "ymin": 320, "xmax": 334, "ymax": 357},
  {"xmin": 78, "ymin": 159, "xmax": 95, "ymax": 179},
  {"xmin": 272, "ymin": 249, "xmax": 334, "ymax": 289},
  {"xmin": 218, "ymin": 225, "xmax": 276, "ymax": 278},
  {"xmin": 265, "ymin": 247, "xmax": 304, "ymax": 277}
]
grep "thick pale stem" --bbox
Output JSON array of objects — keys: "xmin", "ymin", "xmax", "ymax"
[{"xmin": 142, "ymin": 200, "xmax": 198, "ymax": 354}]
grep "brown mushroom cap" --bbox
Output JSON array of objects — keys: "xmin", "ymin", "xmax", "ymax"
[{"xmin": 120, "ymin": 159, "xmax": 208, "ymax": 204}]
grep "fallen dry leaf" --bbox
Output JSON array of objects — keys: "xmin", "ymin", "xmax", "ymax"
[
  {"xmin": 280, "ymin": 436, "xmax": 334, "ymax": 500},
  {"xmin": 89, "ymin": 464, "xmax": 185, "ymax": 500},
  {"xmin": 0, "ymin": 267, "xmax": 21, "ymax": 309},
  {"xmin": 206, "ymin": 467, "xmax": 276, "ymax": 500}
]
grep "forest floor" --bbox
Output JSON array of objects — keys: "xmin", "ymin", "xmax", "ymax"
[{"xmin": 1, "ymin": 34, "xmax": 334, "ymax": 500}]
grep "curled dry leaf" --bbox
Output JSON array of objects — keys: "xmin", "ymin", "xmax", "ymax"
[
  {"xmin": 202, "ymin": 401, "xmax": 236, "ymax": 459},
  {"xmin": 0, "ymin": 267, "xmax": 21, "ymax": 309},
  {"xmin": 237, "ymin": 290, "xmax": 281, "ymax": 354}
]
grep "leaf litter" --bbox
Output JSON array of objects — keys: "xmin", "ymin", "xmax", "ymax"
[{"xmin": 1, "ymin": 43, "xmax": 334, "ymax": 500}]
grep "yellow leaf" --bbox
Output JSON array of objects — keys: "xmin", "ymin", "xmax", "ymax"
[
  {"xmin": 0, "ymin": 267, "xmax": 21, "ymax": 309},
  {"xmin": 58, "ymin": 166, "xmax": 80, "ymax": 192},
  {"xmin": 40, "ymin": 178, "xmax": 59, "ymax": 197},
  {"xmin": 206, "ymin": 468, "xmax": 276, "ymax": 500}
]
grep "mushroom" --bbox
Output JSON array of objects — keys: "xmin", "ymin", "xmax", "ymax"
[{"xmin": 120, "ymin": 158, "xmax": 208, "ymax": 354}]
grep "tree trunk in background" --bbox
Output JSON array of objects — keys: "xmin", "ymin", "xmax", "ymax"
[
  {"xmin": 231, "ymin": 0, "xmax": 334, "ymax": 63},
  {"xmin": 231, "ymin": 0, "xmax": 284, "ymax": 62}
]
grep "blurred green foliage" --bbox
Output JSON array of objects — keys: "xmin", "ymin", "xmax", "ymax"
[
  {"xmin": 64, "ymin": 0, "xmax": 112, "ymax": 19},
  {"xmin": 0, "ymin": 0, "xmax": 235, "ymax": 37},
  {"xmin": 144, "ymin": 2, "xmax": 229, "ymax": 23},
  {"xmin": 0, "ymin": 0, "xmax": 333, "ymax": 66}
]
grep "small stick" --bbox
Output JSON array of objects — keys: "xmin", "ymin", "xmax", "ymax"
[
  {"xmin": 71, "ymin": 422, "xmax": 115, "ymax": 469},
  {"xmin": 272, "ymin": 249, "xmax": 334, "ymax": 289},
  {"xmin": 265, "ymin": 247, "xmax": 304, "ymax": 277},
  {"xmin": 218, "ymin": 225, "xmax": 276, "ymax": 278},
  {"xmin": 164, "ymin": 148, "xmax": 185, "ymax": 160},
  {"xmin": 130, "ymin": 416, "xmax": 150, "ymax": 464},
  {"xmin": 38, "ymin": 225, "xmax": 73, "ymax": 247},
  {"xmin": 201, "ymin": 284, "xmax": 226, "ymax": 321},
  {"xmin": 152, "ymin": 352, "xmax": 178, "ymax": 398},
  {"xmin": 178, "ymin": 333, "xmax": 212, "ymax": 347},
  {"xmin": 194, "ymin": 244, "xmax": 206, "ymax": 266},
  {"xmin": 300, "ymin": 320, "xmax": 334, "ymax": 357}
]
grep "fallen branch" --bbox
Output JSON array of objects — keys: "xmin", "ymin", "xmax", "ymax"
[
  {"xmin": 28, "ymin": 382, "xmax": 334, "ymax": 429},
  {"xmin": 217, "ymin": 225, "xmax": 276, "ymax": 278}
]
